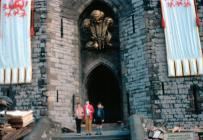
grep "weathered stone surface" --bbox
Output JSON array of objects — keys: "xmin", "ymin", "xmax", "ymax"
[
  {"xmin": 126, "ymin": 0, "xmax": 203, "ymax": 128},
  {"xmin": 129, "ymin": 115, "xmax": 145, "ymax": 140},
  {"xmin": 0, "ymin": 0, "xmax": 202, "ymax": 130}
]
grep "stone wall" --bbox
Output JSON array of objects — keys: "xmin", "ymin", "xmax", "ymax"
[
  {"xmin": 46, "ymin": 0, "xmax": 80, "ymax": 128},
  {"xmin": 120, "ymin": 0, "xmax": 152, "ymax": 118},
  {"xmin": 145, "ymin": 0, "xmax": 203, "ymax": 128},
  {"xmin": 124, "ymin": 0, "xmax": 203, "ymax": 128},
  {"xmin": 0, "ymin": 0, "xmax": 48, "ymax": 119}
]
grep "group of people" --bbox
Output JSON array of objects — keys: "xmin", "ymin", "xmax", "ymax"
[{"xmin": 74, "ymin": 100, "xmax": 105, "ymax": 135}]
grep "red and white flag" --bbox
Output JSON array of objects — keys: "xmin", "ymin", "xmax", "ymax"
[
  {"xmin": 161, "ymin": 0, "xmax": 203, "ymax": 77},
  {"xmin": 0, "ymin": 0, "xmax": 32, "ymax": 84}
]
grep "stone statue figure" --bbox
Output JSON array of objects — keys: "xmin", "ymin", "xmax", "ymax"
[{"xmin": 83, "ymin": 10, "xmax": 113, "ymax": 50}]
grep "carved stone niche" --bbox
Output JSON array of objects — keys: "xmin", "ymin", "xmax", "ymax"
[{"xmin": 82, "ymin": 10, "xmax": 113, "ymax": 50}]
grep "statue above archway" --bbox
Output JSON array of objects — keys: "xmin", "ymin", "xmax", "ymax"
[{"xmin": 83, "ymin": 10, "xmax": 113, "ymax": 50}]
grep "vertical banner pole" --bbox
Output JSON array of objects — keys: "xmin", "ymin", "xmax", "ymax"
[
  {"xmin": 194, "ymin": 0, "xmax": 200, "ymax": 27},
  {"xmin": 31, "ymin": 0, "xmax": 35, "ymax": 37},
  {"xmin": 160, "ymin": 0, "xmax": 166, "ymax": 28}
]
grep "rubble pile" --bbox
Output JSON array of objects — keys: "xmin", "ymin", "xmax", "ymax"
[{"xmin": 141, "ymin": 118, "xmax": 203, "ymax": 140}]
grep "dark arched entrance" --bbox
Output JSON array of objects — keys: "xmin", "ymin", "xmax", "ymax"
[{"xmin": 86, "ymin": 64, "xmax": 122, "ymax": 123}]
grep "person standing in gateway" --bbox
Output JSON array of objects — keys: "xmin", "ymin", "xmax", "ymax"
[
  {"xmin": 83, "ymin": 100, "xmax": 94, "ymax": 135},
  {"xmin": 95, "ymin": 102, "xmax": 105, "ymax": 135},
  {"xmin": 74, "ymin": 102, "xmax": 84, "ymax": 135}
]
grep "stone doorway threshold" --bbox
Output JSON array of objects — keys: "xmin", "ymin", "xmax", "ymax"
[
  {"xmin": 81, "ymin": 122, "xmax": 126, "ymax": 131},
  {"xmin": 52, "ymin": 130, "xmax": 130, "ymax": 140},
  {"xmin": 53, "ymin": 123, "xmax": 129, "ymax": 140}
]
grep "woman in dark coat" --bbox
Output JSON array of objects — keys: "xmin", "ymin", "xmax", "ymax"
[{"xmin": 95, "ymin": 102, "xmax": 105, "ymax": 135}]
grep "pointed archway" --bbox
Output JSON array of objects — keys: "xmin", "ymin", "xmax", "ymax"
[{"xmin": 86, "ymin": 64, "xmax": 122, "ymax": 123}]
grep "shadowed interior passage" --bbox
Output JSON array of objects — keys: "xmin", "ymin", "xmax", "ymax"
[{"xmin": 86, "ymin": 64, "xmax": 122, "ymax": 123}]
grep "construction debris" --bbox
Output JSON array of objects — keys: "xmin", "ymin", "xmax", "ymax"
[
  {"xmin": 141, "ymin": 118, "xmax": 203, "ymax": 140},
  {"xmin": 3, "ymin": 110, "xmax": 34, "ymax": 128},
  {"xmin": 0, "ymin": 123, "xmax": 33, "ymax": 140},
  {"xmin": 0, "ymin": 110, "xmax": 34, "ymax": 139}
]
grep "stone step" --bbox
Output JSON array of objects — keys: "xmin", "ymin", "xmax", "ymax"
[
  {"xmin": 81, "ymin": 123, "xmax": 123, "ymax": 131},
  {"xmin": 52, "ymin": 130, "xmax": 130, "ymax": 140}
]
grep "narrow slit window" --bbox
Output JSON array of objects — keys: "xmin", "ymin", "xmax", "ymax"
[
  {"xmin": 131, "ymin": 15, "xmax": 135, "ymax": 34},
  {"xmin": 61, "ymin": 18, "xmax": 64, "ymax": 38}
]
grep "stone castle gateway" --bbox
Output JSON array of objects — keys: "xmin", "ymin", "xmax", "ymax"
[{"xmin": 0, "ymin": 0, "xmax": 202, "ymax": 130}]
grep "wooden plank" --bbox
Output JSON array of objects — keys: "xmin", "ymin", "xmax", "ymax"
[{"xmin": 1, "ymin": 124, "xmax": 33, "ymax": 140}]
